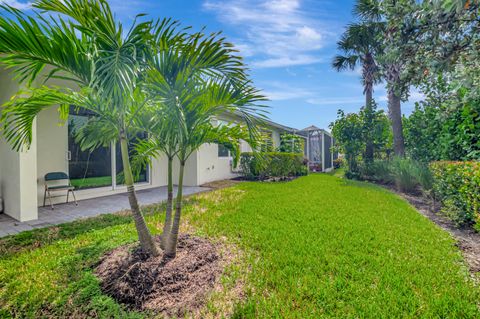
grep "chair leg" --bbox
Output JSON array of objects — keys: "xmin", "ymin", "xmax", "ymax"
[
  {"xmin": 43, "ymin": 187, "xmax": 47, "ymax": 207},
  {"xmin": 71, "ymin": 190, "xmax": 78, "ymax": 206},
  {"xmin": 47, "ymin": 190, "xmax": 54, "ymax": 210},
  {"xmin": 66, "ymin": 190, "xmax": 69, "ymax": 204}
]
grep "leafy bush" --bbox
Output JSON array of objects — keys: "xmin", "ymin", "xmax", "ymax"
[
  {"xmin": 361, "ymin": 160, "xmax": 393, "ymax": 183},
  {"xmin": 240, "ymin": 152, "xmax": 307, "ymax": 180},
  {"xmin": 430, "ymin": 161, "xmax": 480, "ymax": 227}
]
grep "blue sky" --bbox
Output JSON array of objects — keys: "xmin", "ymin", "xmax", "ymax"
[{"xmin": 5, "ymin": 0, "xmax": 422, "ymax": 130}]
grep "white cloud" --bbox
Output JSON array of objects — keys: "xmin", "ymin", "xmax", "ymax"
[
  {"xmin": 204, "ymin": 0, "xmax": 329, "ymax": 68},
  {"xmin": 1, "ymin": 0, "xmax": 31, "ymax": 10},
  {"xmin": 252, "ymin": 55, "xmax": 323, "ymax": 68},
  {"xmin": 306, "ymin": 97, "xmax": 365, "ymax": 106},
  {"xmin": 261, "ymin": 81, "xmax": 314, "ymax": 100}
]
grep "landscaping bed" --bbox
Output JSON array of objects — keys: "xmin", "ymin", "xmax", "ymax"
[{"xmin": 96, "ymin": 234, "xmax": 222, "ymax": 317}]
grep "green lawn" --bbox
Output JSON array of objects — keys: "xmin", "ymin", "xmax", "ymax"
[
  {"xmin": 70, "ymin": 176, "xmax": 112, "ymax": 189},
  {"xmin": 1, "ymin": 174, "xmax": 479, "ymax": 318}
]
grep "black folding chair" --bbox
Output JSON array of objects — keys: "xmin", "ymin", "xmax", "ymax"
[{"xmin": 43, "ymin": 172, "xmax": 78, "ymax": 210}]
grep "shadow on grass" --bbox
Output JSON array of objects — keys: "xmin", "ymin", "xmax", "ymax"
[{"xmin": 0, "ymin": 196, "xmax": 204, "ymax": 259}]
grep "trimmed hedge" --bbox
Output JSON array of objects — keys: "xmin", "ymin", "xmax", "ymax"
[
  {"xmin": 240, "ymin": 152, "xmax": 308, "ymax": 180},
  {"xmin": 430, "ymin": 161, "xmax": 480, "ymax": 228}
]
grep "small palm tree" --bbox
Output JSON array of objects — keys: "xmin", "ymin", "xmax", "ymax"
[
  {"xmin": 139, "ymin": 31, "xmax": 266, "ymax": 258},
  {"xmin": 0, "ymin": 0, "xmax": 180, "ymax": 257},
  {"xmin": 132, "ymin": 105, "xmax": 179, "ymax": 250},
  {"xmin": 333, "ymin": 22, "xmax": 382, "ymax": 162},
  {"xmin": 165, "ymin": 82, "xmax": 263, "ymax": 258}
]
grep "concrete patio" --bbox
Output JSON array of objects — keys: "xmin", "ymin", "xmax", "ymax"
[{"xmin": 0, "ymin": 185, "xmax": 209, "ymax": 238}]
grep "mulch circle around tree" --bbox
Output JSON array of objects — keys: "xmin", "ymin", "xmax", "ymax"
[{"xmin": 95, "ymin": 234, "xmax": 223, "ymax": 317}]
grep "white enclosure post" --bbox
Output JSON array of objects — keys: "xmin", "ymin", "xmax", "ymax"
[{"xmin": 321, "ymin": 131, "xmax": 325, "ymax": 172}]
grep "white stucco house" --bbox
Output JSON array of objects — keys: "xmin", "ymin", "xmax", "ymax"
[{"xmin": 0, "ymin": 67, "xmax": 335, "ymax": 222}]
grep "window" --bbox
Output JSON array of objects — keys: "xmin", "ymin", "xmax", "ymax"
[
  {"xmin": 218, "ymin": 144, "xmax": 229, "ymax": 157},
  {"xmin": 115, "ymin": 132, "xmax": 149, "ymax": 185}
]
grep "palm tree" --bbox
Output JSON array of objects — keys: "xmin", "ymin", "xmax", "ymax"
[
  {"xmin": 165, "ymin": 82, "xmax": 263, "ymax": 258},
  {"xmin": 0, "ymin": 0, "xmax": 180, "ymax": 257},
  {"xmin": 132, "ymin": 105, "xmax": 179, "ymax": 250},
  {"xmin": 333, "ymin": 22, "xmax": 382, "ymax": 162},
  {"xmin": 139, "ymin": 31, "xmax": 265, "ymax": 258},
  {"xmin": 353, "ymin": 0, "xmax": 406, "ymax": 157}
]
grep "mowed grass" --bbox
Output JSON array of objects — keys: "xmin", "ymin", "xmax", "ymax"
[{"xmin": 0, "ymin": 174, "xmax": 479, "ymax": 318}]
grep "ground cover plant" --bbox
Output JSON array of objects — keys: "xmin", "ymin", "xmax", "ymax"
[{"xmin": 1, "ymin": 174, "xmax": 479, "ymax": 318}]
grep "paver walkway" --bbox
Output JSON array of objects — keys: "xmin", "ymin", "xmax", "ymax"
[{"xmin": 0, "ymin": 185, "xmax": 209, "ymax": 237}]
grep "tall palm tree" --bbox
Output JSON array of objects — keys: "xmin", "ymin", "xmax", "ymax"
[
  {"xmin": 353, "ymin": 0, "xmax": 406, "ymax": 157},
  {"xmin": 0, "ymin": 0, "xmax": 180, "ymax": 256},
  {"xmin": 333, "ymin": 22, "xmax": 382, "ymax": 162}
]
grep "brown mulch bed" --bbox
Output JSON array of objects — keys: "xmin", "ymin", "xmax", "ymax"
[
  {"xmin": 95, "ymin": 234, "xmax": 223, "ymax": 317},
  {"xmin": 384, "ymin": 185, "xmax": 480, "ymax": 276}
]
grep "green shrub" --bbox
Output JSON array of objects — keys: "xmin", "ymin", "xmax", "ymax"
[
  {"xmin": 361, "ymin": 160, "xmax": 393, "ymax": 184},
  {"xmin": 390, "ymin": 157, "xmax": 422, "ymax": 193},
  {"xmin": 361, "ymin": 159, "xmax": 433, "ymax": 196},
  {"xmin": 240, "ymin": 152, "xmax": 307, "ymax": 180},
  {"xmin": 430, "ymin": 161, "xmax": 480, "ymax": 227},
  {"xmin": 333, "ymin": 158, "xmax": 344, "ymax": 169}
]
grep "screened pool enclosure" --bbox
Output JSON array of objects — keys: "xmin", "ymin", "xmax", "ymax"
[{"xmin": 298, "ymin": 125, "xmax": 337, "ymax": 172}]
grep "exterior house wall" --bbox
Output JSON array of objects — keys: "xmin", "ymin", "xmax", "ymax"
[
  {"xmin": 36, "ymin": 107, "xmax": 69, "ymax": 205},
  {"xmin": 0, "ymin": 67, "xmax": 38, "ymax": 221},
  {"xmin": 196, "ymin": 143, "xmax": 236, "ymax": 185},
  {"xmin": 173, "ymin": 152, "xmax": 198, "ymax": 187}
]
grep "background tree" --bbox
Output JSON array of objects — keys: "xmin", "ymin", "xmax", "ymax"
[
  {"xmin": 331, "ymin": 101, "xmax": 391, "ymax": 178},
  {"xmin": 353, "ymin": 0, "xmax": 420, "ymax": 157},
  {"xmin": 333, "ymin": 21, "xmax": 382, "ymax": 162},
  {"xmin": 330, "ymin": 110, "xmax": 364, "ymax": 176},
  {"xmin": 0, "ymin": 0, "xmax": 182, "ymax": 257}
]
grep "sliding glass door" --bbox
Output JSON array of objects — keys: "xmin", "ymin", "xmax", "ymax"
[
  {"xmin": 68, "ymin": 107, "xmax": 148, "ymax": 190},
  {"xmin": 68, "ymin": 108, "xmax": 112, "ymax": 189}
]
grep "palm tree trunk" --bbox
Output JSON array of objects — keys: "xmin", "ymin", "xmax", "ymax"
[
  {"xmin": 364, "ymin": 80, "xmax": 374, "ymax": 163},
  {"xmin": 165, "ymin": 159, "xmax": 185, "ymax": 259},
  {"xmin": 387, "ymin": 88, "xmax": 405, "ymax": 157},
  {"xmin": 160, "ymin": 155, "xmax": 174, "ymax": 250},
  {"xmin": 119, "ymin": 133, "xmax": 160, "ymax": 257}
]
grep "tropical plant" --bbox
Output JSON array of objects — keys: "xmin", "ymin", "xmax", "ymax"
[
  {"xmin": 330, "ymin": 110, "xmax": 363, "ymax": 176},
  {"xmin": 333, "ymin": 21, "xmax": 382, "ymax": 162},
  {"xmin": 132, "ymin": 107, "xmax": 179, "ymax": 250},
  {"xmin": 330, "ymin": 101, "xmax": 391, "ymax": 178},
  {"xmin": 142, "ymin": 30, "xmax": 266, "ymax": 258},
  {"xmin": 352, "ymin": 0, "xmax": 415, "ymax": 157},
  {"xmin": 430, "ymin": 161, "xmax": 480, "ymax": 228},
  {"xmin": 0, "ymin": 0, "xmax": 182, "ymax": 257}
]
